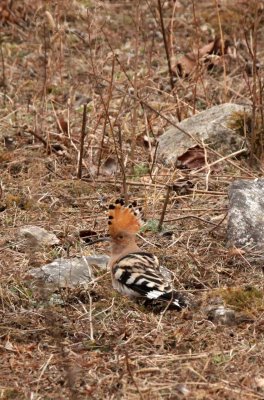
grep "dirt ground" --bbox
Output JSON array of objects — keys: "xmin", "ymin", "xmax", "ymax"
[{"xmin": 0, "ymin": 1, "xmax": 264, "ymax": 399}]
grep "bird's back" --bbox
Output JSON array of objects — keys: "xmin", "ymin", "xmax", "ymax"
[{"xmin": 112, "ymin": 251, "xmax": 187, "ymax": 309}]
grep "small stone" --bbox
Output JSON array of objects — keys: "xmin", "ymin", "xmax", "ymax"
[
  {"xmin": 28, "ymin": 255, "xmax": 109, "ymax": 288},
  {"xmin": 207, "ymin": 305, "xmax": 236, "ymax": 325},
  {"xmin": 177, "ymin": 384, "xmax": 190, "ymax": 396},
  {"xmin": 255, "ymin": 377, "xmax": 264, "ymax": 392},
  {"xmin": 19, "ymin": 225, "xmax": 60, "ymax": 247}
]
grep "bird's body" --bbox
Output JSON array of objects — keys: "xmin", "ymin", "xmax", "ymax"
[{"xmin": 107, "ymin": 199, "xmax": 187, "ymax": 310}]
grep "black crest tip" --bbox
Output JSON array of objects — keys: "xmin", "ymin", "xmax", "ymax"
[{"xmin": 115, "ymin": 198, "xmax": 125, "ymax": 205}]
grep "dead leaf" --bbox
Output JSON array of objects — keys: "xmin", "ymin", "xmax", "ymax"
[
  {"xmin": 171, "ymin": 179, "xmax": 194, "ymax": 195},
  {"xmin": 79, "ymin": 230, "xmax": 98, "ymax": 243},
  {"xmin": 176, "ymin": 145, "xmax": 205, "ymax": 169},
  {"xmin": 176, "ymin": 53, "xmax": 197, "ymax": 77},
  {"xmin": 197, "ymin": 37, "xmax": 229, "ymax": 58},
  {"xmin": 57, "ymin": 117, "xmax": 68, "ymax": 134},
  {"xmin": 153, "ymin": 334, "xmax": 164, "ymax": 348},
  {"xmin": 101, "ymin": 157, "xmax": 118, "ymax": 176},
  {"xmin": 4, "ymin": 340, "xmax": 17, "ymax": 352},
  {"xmin": 175, "ymin": 37, "xmax": 230, "ymax": 77},
  {"xmin": 74, "ymin": 94, "xmax": 92, "ymax": 108},
  {"xmin": 227, "ymin": 247, "xmax": 246, "ymax": 257},
  {"xmin": 136, "ymin": 134, "xmax": 156, "ymax": 149}
]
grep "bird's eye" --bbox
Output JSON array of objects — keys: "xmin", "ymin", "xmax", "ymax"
[{"xmin": 118, "ymin": 234, "xmax": 124, "ymax": 240}]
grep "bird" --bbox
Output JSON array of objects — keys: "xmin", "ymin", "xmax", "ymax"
[{"xmin": 106, "ymin": 198, "xmax": 188, "ymax": 310}]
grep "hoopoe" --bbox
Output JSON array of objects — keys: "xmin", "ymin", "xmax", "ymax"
[{"xmin": 106, "ymin": 198, "xmax": 187, "ymax": 310}]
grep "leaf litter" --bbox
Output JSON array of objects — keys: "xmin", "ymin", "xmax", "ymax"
[{"xmin": 0, "ymin": 1, "xmax": 264, "ymax": 399}]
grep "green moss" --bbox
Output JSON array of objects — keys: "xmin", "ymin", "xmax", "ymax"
[
  {"xmin": 83, "ymin": 340, "xmax": 111, "ymax": 352},
  {"xmin": 60, "ymin": 180, "xmax": 94, "ymax": 197},
  {"xmin": 133, "ymin": 164, "xmax": 149, "ymax": 178},
  {"xmin": 79, "ymin": 0, "xmax": 93, "ymax": 7},
  {"xmin": 222, "ymin": 287, "xmax": 264, "ymax": 313},
  {"xmin": 227, "ymin": 111, "xmax": 251, "ymax": 136},
  {"xmin": 1, "ymin": 389, "xmax": 21, "ymax": 399},
  {"xmin": 212, "ymin": 353, "xmax": 231, "ymax": 365},
  {"xmin": 5, "ymin": 194, "xmax": 34, "ymax": 210},
  {"xmin": 140, "ymin": 219, "xmax": 160, "ymax": 233}
]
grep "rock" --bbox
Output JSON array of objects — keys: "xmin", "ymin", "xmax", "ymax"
[
  {"xmin": 19, "ymin": 225, "xmax": 60, "ymax": 247},
  {"xmin": 207, "ymin": 305, "xmax": 236, "ymax": 325},
  {"xmin": 176, "ymin": 384, "xmax": 190, "ymax": 396},
  {"xmin": 255, "ymin": 377, "xmax": 264, "ymax": 392},
  {"xmin": 227, "ymin": 179, "xmax": 264, "ymax": 250},
  {"xmin": 157, "ymin": 103, "xmax": 250, "ymax": 165},
  {"xmin": 28, "ymin": 255, "xmax": 109, "ymax": 288}
]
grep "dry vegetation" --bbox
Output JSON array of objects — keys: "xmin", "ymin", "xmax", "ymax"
[{"xmin": 1, "ymin": 0, "xmax": 264, "ymax": 399}]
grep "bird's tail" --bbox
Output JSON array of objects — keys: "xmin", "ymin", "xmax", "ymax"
[{"xmin": 146, "ymin": 288, "xmax": 188, "ymax": 310}]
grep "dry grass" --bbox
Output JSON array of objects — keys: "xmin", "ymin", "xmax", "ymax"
[{"xmin": 1, "ymin": 1, "xmax": 264, "ymax": 399}]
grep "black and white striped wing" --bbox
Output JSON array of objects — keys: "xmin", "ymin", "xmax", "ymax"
[{"xmin": 112, "ymin": 252, "xmax": 187, "ymax": 309}]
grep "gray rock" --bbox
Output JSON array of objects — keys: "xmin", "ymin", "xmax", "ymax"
[
  {"xmin": 28, "ymin": 255, "xmax": 109, "ymax": 288},
  {"xmin": 157, "ymin": 103, "xmax": 250, "ymax": 165},
  {"xmin": 255, "ymin": 377, "xmax": 264, "ymax": 393},
  {"xmin": 227, "ymin": 179, "xmax": 264, "ymax": 250},
  {"xmin": 19, "ymin": 225, "xmax": 60, "ymax": 247},
  {"xmin": 207, "ymin": 305, "xmax": 236, "ymax": 325}
]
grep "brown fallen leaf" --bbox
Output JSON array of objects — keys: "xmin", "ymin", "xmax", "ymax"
[
  {"xmin": 101, "ymin": 156, "xmax": 118, "ymax": 176},
  {"xmin": 227, "ymin": 247, "xmax": 246, "ymax": 257},
  {"xmin": 79, "ymin": 229, "xmax": 98, "ymax": 244},
  {"xmin": 175, "ymin": 37, "xmax": 230, "ymax": 77},
  {"xmin": 171, "ymin": 179, "xmax": 194, "ymax": 195},
  {"xmin": 176, "ymin": 145, "xmax": 205, "ymax": 169},
  {"xmin": 57, "ymin": 117, "xmax": 68, "ymax": 134}
]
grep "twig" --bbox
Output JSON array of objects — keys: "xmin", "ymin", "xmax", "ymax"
[
  {"xmin": 136, "ymin": 233, "xmax": 159, "ymax": 248},
  {"xmin": 164, "ymin": 215, "xmax": 218, "ymax": 226},
  {"xmin": 149, "ymin": 141, "xmax": 159, "ymax": 180},
  {"xmin": 96, "ymin": 57, "xmax": 115, "ymax": 176},
  {"xmin": 88, "ymin": 71, "xmax": 256, "ymax": 178},
  {"xmin": 249, "ymin": 3, "xmax": 260, "ymax": 165},
  {"xmin": 190, "ymin": 148, "xmax": 248, "ymax": 176},
  {"xmin": 117, "ymin": 125, "xmax": 128, "ymax": 203},
  {"xmin": 87, "ymin": 291, "xmax": 94, "ymax": 341},
  {"xmin": 208, "ymin": 212, "xmax": 228, "ymax": 233},
  {"xmin": 130, "ymin": 0, "xmax": 140, "ymax": 164},
  {"xmin": 191, "ymin": 0, "xmax": 201, "ymax": 115},
  {"xmin": 125, "ymin": 352, "xmax": 144, "ymax": 400},
  {"xmin": 34, "ymin": 354, "xmax": 54, "ymax": 388},
  {"xmin": 0, "ymin": 43, "xmax": 6, "ymax": 107},
  {"xmin": 157, "ymin": 0, "xmax": 174, "ymax": 91},
  {"xmin": 82, "ymin": 177, "xmax": 228, "ymax": 195},
  {"xmin": 42, "ymin": 23, "xmax": 48, "ymax": 106},
  {"xmin": 77, "ymin": 103, "xmax": 88, "ymax": 179},
  {"xmin": 214, "ymin": 0, "xmax": 227, "ymax": 102},
  {"xmin": 158, "ymin": 185, "xmax": 171, "ymax": 231},
  {"xmin": 26, "ymin": 128, "xmax": 51, "ymax": 152}
]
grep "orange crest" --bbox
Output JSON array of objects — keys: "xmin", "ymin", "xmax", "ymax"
[{"xmin": 108, "ymin": 199, "xmax": 143, "ymax": 237}]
